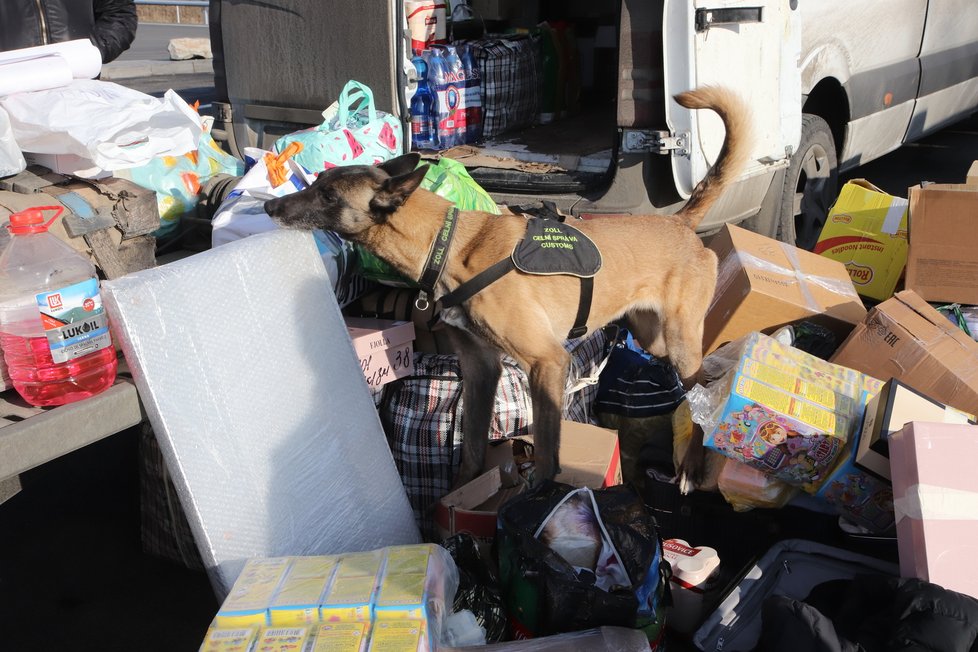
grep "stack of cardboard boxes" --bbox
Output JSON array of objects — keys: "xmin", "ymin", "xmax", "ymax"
[{"xmin": 685, "ymin": 160, "xmax": 978, "ymax": 604}]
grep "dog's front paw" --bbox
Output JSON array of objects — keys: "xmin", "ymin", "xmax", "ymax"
[{"xmin": 676, "ymin": 446, "xmax": 706, "ymax": 495}]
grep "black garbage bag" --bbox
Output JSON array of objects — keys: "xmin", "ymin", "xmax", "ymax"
[
  {"xmin": 497, "ymin": 481, "xmax": 668, "ymax": 645},
  {"xmin": 441, "ymin": 533, "xmax": 508, "ymax": 643}
]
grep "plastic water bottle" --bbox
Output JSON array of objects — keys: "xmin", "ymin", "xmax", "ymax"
[
  {"xmin": 410, "ymin": 56, "xmax": 437, "ymax": 150},
  {"xmin": 0, "ymin": 206, "xmax": 118, "ymax": 406},
  {"xmin": 460, "ymin": 44, "xmax": 483, "ymax": 143},
  {"xmin": 428, "ymin": 46, "xmax": 463, "ymax": 149}
]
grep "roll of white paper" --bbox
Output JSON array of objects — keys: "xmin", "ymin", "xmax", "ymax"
[
  {"xmin": 0, "ymin": 56, "xmax": 74, "ymax": 96},
  {"xmin": 0, "ymin": 39, "xmax": 102, "ymax": 80}
]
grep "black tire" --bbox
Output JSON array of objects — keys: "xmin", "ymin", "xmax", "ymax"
[{"xmin": 776, "ymin": 114, "xmax": 838, "ymax": 250}]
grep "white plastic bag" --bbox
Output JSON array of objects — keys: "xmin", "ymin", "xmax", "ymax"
[
  {"xmin": 211, "ymin": 148, "xmax": 366, "ymax": 307},
  {"xmin": 0, "ymin": 79, "xmax": 202, "ymax": 171},
  {"xmin": 0, "ymin": 106, "xmax": 25, "ymax": 177}
]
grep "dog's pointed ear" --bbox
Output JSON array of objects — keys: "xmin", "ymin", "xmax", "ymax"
[
  {"xmin": 377, "ymin": 153, "xmax": 422, "ymax": 179},
  {"xmin": 370, "ymin": 165, "xmax": 429, "ymax": 215}
]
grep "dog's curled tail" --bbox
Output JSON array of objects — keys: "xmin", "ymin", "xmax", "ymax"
[{"xmin": 673, "ymin": 86, "xmax": 753, "ymax": 231}]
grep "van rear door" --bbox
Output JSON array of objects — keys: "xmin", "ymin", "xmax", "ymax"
[{"xmin": 662, "ymin": 0, "xmax": 801, "ymax": 199}]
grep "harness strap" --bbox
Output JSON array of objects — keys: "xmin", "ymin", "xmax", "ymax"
[
  {"xmin": 439, "ymin": 257, "xmax": 516, "ymax": 309},
  {"xmin": 440, "ymin": 257, "xmax": 594, "ymax": 340},
  {"xmin": 568, "ymin": 276, "xmax": 593, "ymax": 339}
]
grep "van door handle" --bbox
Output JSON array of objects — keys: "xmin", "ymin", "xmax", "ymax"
[{"xmin": 695, "ymin": 7, "xmax": 764, "ymax": 32}]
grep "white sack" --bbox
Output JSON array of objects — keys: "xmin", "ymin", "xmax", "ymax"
[{"xmin": 0, "ymin": 79, "xmax": 202, "ymax": 170}]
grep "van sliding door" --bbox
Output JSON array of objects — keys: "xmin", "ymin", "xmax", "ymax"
[
  {"xmin": 662, "ymin": 0, "xmax": 800, "ymax": 199},
  {"xmin": 905, "ymin": 0, "xmax": 978, "ymax": 140}
]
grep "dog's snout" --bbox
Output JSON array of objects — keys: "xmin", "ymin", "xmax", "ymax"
[{"xmin": 263, "ymin": 197, "xmax": 282, "ymax": 217}]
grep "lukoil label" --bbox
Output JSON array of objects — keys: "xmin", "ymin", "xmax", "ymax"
[{"xmin": 35, "ymin": 278, "xmax": 112, "ymax": 363}]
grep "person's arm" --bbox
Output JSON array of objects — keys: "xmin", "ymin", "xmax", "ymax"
[{"xmin": 91, "ymin": 0, "xmax": 138, "ymax": 63}]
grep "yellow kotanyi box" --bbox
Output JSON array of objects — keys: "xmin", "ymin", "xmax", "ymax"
[
  {"xmin": 254, "ymin": 626, "xmax": 313, "ymax": 652},
  {"xmin": 214, "ymin": 558, "xmax": 291, "ymax": 628},
  {"xmin": 814, "ymin": 179, "xmax": 908, "ymax": 302},
  {"xmin": 367, "ymin": 620, "xmax": 428, "ymax": 652},
  {"xmin": 198, "ymin": 626, "xmax": 260, "ymax": 651},
  {"xmin": 269, "ymin": 556, "xmax": 339, "ymax": 626},
  {"xmin": 309, "ymin": 622, "xmax": 369, "ymax": 652},
  {"xmin": 319, "ymin": 551, "xmax": 385, "ymax": 622}
]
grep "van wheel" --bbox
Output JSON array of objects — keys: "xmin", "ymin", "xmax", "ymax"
[{"xmin": 776, "ymin": 114, "xmax": 838, "ymax": 250}]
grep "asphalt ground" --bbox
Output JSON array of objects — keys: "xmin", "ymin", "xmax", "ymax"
[{"xmin": 101, "ymin": 22, "xmax": 213, "ymax": 80}]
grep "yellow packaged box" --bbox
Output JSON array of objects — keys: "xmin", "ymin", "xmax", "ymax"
[
  {"xmin": 695, "ymin": 332, "xmax": 882, "ymax": 487},
  {"xmin": 814, "ymin": 179, "xmax": 909, "ymax": 302},
  {"xmin": 215, "ymin": 558, "xmax": 291, "ymax": 628},
  {"xmin": 375, "ymin": 544, "xmax": 445, "ymax": 622},
  {"xmin": 319, "ymin": 551, "xmax": 384, "ymax": 622},
  {"xmin": 367, "ymin": 620, "xmax": 428, "ymax": 652},
  {"xmin": 199, "ymin": 626, "xmax": 260, "ymax": 652},
  {"xmin": 269, "ymin": 556, "xmax": 339, "ymax": 626},
  {"xmin": 309, "ymin": 622, "xmax": 369, "ymax": 652},
  {"xmin": 254, "ymin": 626, "xmax": 313, "ymax": 652}
]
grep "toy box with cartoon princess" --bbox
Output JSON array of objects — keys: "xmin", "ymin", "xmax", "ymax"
[
  {"xmin": 802, "ymin": 389, "xmax": 895, "ymax": 533},
  {"xmin": 690, "ymin": 332, "xmax": 883, "ymax": 487}
]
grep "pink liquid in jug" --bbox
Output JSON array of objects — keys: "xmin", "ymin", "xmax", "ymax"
[{"xmin": 0, "ymin": 332, "xmax": 117, "ymax": 406}]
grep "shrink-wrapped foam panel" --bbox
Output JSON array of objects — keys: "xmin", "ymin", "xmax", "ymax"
[{"xmin": 103, "ymin": 230, "xmax": 420, "ymax": 598}]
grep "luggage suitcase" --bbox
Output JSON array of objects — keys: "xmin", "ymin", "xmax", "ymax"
[{"xmin": 693, "ymin": 539, "xmax": 899, "ymax": 652}]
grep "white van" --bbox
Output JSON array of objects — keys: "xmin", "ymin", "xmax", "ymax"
[{"xmin": 209, "ymin": 0, "xmax": 978, "ymax": 249}]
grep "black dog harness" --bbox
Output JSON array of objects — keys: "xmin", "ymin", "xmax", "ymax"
[{"xmin": 416, "ymin": 208, "xmax": 602, "ymax": 339}]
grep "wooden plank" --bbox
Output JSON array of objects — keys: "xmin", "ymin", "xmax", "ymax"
[{"xmin": 84, "ymin": 230, "xmax": 157, "ymax": 280}]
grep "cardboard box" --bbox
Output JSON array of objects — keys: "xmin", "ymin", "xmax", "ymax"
[
  {"xmin": 830, "ymin": 290, "xmax": 978, "ymax": 417},
  {"xmin": 906, "ymin": 183, "xmax": 978, "ymax": 305},
  {"xmin": 855, "ymin": 379, "xmax": 975, "ymax": 481},
  {"xmin": 434, "ymin": 420, "xmax": 622, "ymax": 543},
  {"xmin": 704, "ymin": 223, "xmax": 866, "ymax": 354},
  {"xmin": 344, "ymin": 317, "xmax": 415, "ymax": 389},
  {"xmin": 813, "ymin": 179, "xmax": 909, "ymax": 302},
  {"xmin": 889, "ymin": 421, "xmax": 978, "ymax": 599}
]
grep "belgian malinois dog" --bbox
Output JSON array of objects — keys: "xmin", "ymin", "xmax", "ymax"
[{"xmin": 265, "ymin": 86, "xmax": 752, "ymax": 488}]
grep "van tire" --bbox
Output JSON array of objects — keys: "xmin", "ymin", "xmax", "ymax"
[{"xmin": 775, "ymin": 114, "xmax": 838, "ymax": 250}]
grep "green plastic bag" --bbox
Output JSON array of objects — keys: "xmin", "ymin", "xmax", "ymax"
[{"xmin": 357, "ymin": 158, "xmax": 500, "ymax": 286}]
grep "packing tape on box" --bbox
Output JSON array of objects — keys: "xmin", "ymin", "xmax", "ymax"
[
  {"xmin": 881, "ymin": 197, "xmax": 909, "ymax": 235},
  {"xmin": 893, "ymin": 483, "xmax": 978, "ymax": 523},
  {"xmin": 711, "ymin": 244, "xmax": 862, "ymax": 315}
]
